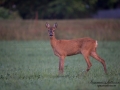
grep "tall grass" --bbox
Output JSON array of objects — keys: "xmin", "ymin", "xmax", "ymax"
[
  {"xmin": 0, "ymin": 19, "xmax": 120, "ymax": 40},
  {"xmin": 0, "ymin": 41, "xmax": 120, "ymax": 90}
]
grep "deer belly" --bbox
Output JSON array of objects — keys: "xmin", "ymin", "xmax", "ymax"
[{"xmin": 66, "ymin": 49, "xmax": 80, "ymax": 56}]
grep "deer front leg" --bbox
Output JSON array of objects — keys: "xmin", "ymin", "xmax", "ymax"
[{"xmin": 59, "ymin": 56, "xmax": 65, "ymax": 75}]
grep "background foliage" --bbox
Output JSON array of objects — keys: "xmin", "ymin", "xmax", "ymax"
[
  {"xmin": 0, "ymin": 0, "xmax": 120, "ymax": 19},
  {"xmin": 0, "ymin": 7, "xmax": 21, "ymax": 19}
]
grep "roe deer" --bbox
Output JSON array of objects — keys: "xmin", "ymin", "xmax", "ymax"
[{"xmin": 45, "ymin": 22, "xmax": 107, "ymax": 75}]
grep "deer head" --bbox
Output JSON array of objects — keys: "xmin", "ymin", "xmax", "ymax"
[{"xmin": 45, "ymin": 22, "xmax": 57, "ymax": 36}]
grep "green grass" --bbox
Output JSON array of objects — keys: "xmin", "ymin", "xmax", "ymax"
[{"xmin": 0, "ymin": 41, "xmax": 120, "ymax": 90}]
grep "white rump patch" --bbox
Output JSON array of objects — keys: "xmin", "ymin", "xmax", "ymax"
[{"xmin": 95, "ymin": 41, "xmax": 98, "ymax": 47}]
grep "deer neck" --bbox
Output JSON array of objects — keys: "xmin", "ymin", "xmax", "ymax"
[{"xmin": 50, "ymin": 36, "xmax": 57, "ymax": 48}]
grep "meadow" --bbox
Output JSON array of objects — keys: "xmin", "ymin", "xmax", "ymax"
[
  {"xmin": 0, "ymin": 19, "xmax": 120, "ymax": 40},
  {"xmin": 0, "ymin": 41, "xmax": 120, "ymax": 90}
]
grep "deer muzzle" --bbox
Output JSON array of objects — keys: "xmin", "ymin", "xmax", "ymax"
[{"xmin": 48, "ymin": 30, "xmax": 53, "ymax": 36}]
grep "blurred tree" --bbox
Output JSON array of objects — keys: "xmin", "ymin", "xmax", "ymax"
[
  {"xmin": 45, "ymin": 0, "xmax": 96, "ymax": 19},
  {"xmin": 0, "ymin": 7, "xmax": 10, "ymax": 19},
  {"xmin": 0, "ymin": 0, "xmax": 119, "ymax": 19},
  {"xmin": 0, "ymin": 7, "xmax": 21, "ymax": 19},
  {"xmin": 0, "ymin": 0, "xmax": 6, "ymax": 4}
]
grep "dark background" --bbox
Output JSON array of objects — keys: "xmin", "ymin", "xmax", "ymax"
[{"xmin": 0, "ymin": 0, "xmax": 120, "ymax": 19}]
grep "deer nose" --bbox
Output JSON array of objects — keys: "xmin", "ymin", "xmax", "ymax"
[{"xmin": 49, "ymin": 30, "xmax": 53, "ymax": 36}]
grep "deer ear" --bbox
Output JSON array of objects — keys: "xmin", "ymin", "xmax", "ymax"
[
  {"xmin": 53, "ymin": 22, "xmax": 58, "ymax": 28},
  {"xmin": 45, "ymin": 22, "xmax": 50, "ymax": 28}
]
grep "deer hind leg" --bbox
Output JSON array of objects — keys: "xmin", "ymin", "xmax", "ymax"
[
  {"xmin": 90, "ymin": 51, "xmax": 107, "ymax": 74},
  {"xmin": 81, "ymin": 51, "xmax": 92, "ymax": 72}
]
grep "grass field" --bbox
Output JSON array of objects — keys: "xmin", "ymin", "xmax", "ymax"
[{"xmin": 0, "ymin": 41, "xmax": 120, "ymax": 90}]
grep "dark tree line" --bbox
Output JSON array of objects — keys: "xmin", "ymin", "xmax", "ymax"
[{"xmin": 0, "ymin": 0, "xmax": 120, "ymax": 19}]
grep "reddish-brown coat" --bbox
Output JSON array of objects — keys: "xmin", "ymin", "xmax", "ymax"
[{"xmin": 46, "ymin": 23, "xmax": 107, "ymax": 75}]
